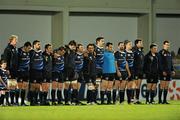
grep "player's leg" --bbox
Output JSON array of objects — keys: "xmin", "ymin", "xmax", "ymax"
[
  {"xmin": 35, "ymin": 83, "xmax": 41, "ymax": 105},
  {"xmin": 119, "ymin": 80, "xmax": 127, "ymax": 104},
  {"xmin": 134, "ymin": 77, "xmax": 142, "ymax": 104},
  {"xmin": 150, "ymin": 83, "xmax": 157, "ymax": 104},
  {"xmin": 5, "ymin": 91, "xmax": 10, "ymax": 106},
  {"xmin": 16, "ymin": 81, "xmax": 23, "ymax": 106},
  {"xmin": 20, "ymin": 72, "xmax": 29, "ymax": 106},
  {"xmin": 112, "ymin": 79, "xmax": 120, "ymax": 104},
  {"xmin": 106, "ymin": 74, "xmax": 114, "ymax": 104},
  {"xmin": 57, "ymin": 81, "xmax": 63, "ymax": 105},
  {"xmin": 146, "ymin": 83, "xmax": 152, "ymax": 104},
  {"xmin": 51, "ymin": 80, "xmax": 57, "ymax": 105},
  {"xmin": 163, "ymin": 79, "xmax": 170, "ymax": 104},
  {"xmin": 51, "ymin": 72, "xmax": 58, "ymax": 105},
  {"xmin": 21, "ymin": 81, "xmax": 28, "ymax": 106},
  {"xmin": 100, "ymin": 75, "xmax": 108, "ymax": 104},
  {"xmin": 9, "ymin": 82, "xmax": 16, "ymax": 105},
  {"xmin": 29, "ymin": 82, "xmax": 36, "ymax": 106},
  {"xmin": 0, "ymin": 91, "xmax": 5, "ymax": 106},
  {"xmin": 64, "ymin": 81, "xmax": 70, "ymax": 105},
  {"xmin": 95, "ymin": 69, "xmax": 102, "ymax": 104},
  {"xmin": 159, "ymin": 80, "xmax": 165, "ymax": 104},
  {"xmin": 71, "ymin": 80, "xmax": 78, "ymax": 105},
  {"xmin": 44, "ymin": 81, "xmax": 50, "ymax": 105},
  {"xmin": 126, "ymin": 80, "xmax": 133, "ymax": 104}
]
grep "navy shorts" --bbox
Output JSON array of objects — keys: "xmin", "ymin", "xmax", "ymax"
[
  {"xmin": 30, "ymin": 69, "xmax": 43, "ymax": 83},
  {"xmin": 128, "ymin": 68, "xmax": 134, "ymax": 81},
  {"xmin": 96, "ymin": 68, "xmax": 103, "ymax": 78},
  {"xmin": 102, "ymin": 73, "xmax": 115, "ymax": 81},
  {"xmin": 146, "ymin": 74, "xmax": 158, "ymax": 83},
  {"xmin": 52, "ymin": 72, "xmax": 64, "ymax": 83},
  {"xmin": 64, "ymin": 68, "xmax": 76, "ymax": 81},
  {"xmin": 115, "ymin": 71, "xmax": 128, "ymax": 80},
  {"xmin": 76, "ymin": 71, "xmax": 84, "ymax": 83},
  {"xmin": 84, "ymin": 74, "xmax": 96, "ymax": 85},
  {"xmin": 159, "ymin": 74, "xmax": 172, "ymax": 81},
  {"xmin": 43, "ymin": 71, "xmax": 52, "ymax": 83},
  {"xmin": 134, "ymin": 72, "xmax": 144, "ymax": 80},
  {"xmin": 17, "ymin": 71, "xmax": 29, "ymax": 82}
]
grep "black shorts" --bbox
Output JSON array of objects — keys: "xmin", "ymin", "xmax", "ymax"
[
  {"xmin": 134, "ymin": 72, "xmax": 144, "ymax": 80},
  {"xmin": 10, "ymin": 68, "xmax": 18, "ymax": 79},
  {"xmin": 146, "ymin": 74, "xmax": 158, "ymax": 83},
  {"xmin": 52, "ymin": 72, "xmax": 64, "ymax": 83},
  {"xmin": 17, "ymin": 71, "xmax": 29, "ymax": 82},
  {"xmin": 30, "ymin": 69, "xmax": 43, "ymax": 83},
  {"xmin": 128, "ymin": 68, "xmax": 134, "ymax": 81},
  {"xmin": 43, "ymin": 71, "xmax": 52, "ymax": 83},
  {"xmin": 159, "ymin": 74, "xmax": 172, "ymax": 81},
  {"xmin": 64, "ymin": 68, "xmax": 76, "ymax": 81},
  {"xmin": 115, "ymin": 71, "xmax": 128, "ymax": 80},
  {"xmin": 102, "ymin": 73, "xmax": 115, "ymax": 81},
  {"xmin": 76, "ymin": 71, "xmax": 84, "ymax": 83},
  {"xmin": 84, "ymin": 74, "xmax": 96, "ymax": 85},
  {"xmin": 96, "ymin": 68, "xmax": 102, "ymax": 78}
]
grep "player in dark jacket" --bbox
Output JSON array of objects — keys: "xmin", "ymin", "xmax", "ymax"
[
  {"xmin": 2, "ymin": 35, "xmax": 18, "ymax": 105},
  {"xmin": 83, "ymin": 44, "xmax": 97, "ymax": 104},
  {"xmin": 133, "ymin": 39, "xmax": 144, "ymax": 104},
  {"xmin": 158, "ymin": 40, "xmax": 175, "ymax": 104},
  {"xmin": 41, "ymin": 44, "xmax": 53, "ymax": 105},
  {"xmin": 144, "ymin": 44, "xmax": 159, "ymax": 104},
  {"xmin": 64, "ymin": 40, "xmax": 77, "ymax": 105}
]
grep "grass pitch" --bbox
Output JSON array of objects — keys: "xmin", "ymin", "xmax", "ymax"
[{"xmin": 0, "ymin": 101, "xmax": 180, "ymax": 120}]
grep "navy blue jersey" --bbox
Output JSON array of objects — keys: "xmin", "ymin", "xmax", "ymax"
[
  {"xmin": 30, "ymin": 50, "xmax": 44, "ymax": 70},
  {"xmin": 158, "ymin": 49, "xmax": 174, "ymax": 74},
  {"xmin": 126, "ymin": 50, "xmax": 134, "ymax": 68},
  {"xmin": 0, "ymin": 68, "xmax": 8, "ymax": 86},
  {"xmin": 114, "ymin": 51, "xmax": 127, "ymax": 71},
  {"xmin": 52, "ymin": 55, "xmax": 64, "ymax": 73},
  {"xmin": 95, "ymin": 46, "xmax": 104, "ymax": 69},
  {"xmin": 75, "ymin": 52, "xmax": 84, "ymax": 72},
  {"xmin": 18, "ymin": 47, "xmax": 30, "ymax": 72}
]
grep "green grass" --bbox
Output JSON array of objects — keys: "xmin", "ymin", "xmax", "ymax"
[{"xmin": 0, "ymin": 101, "xmax": 180, "ymax": 120}]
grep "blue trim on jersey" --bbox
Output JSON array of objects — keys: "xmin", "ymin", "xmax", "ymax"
[{"xmin": 52, "ymin": 55, "xmax": 64, "ymax": 73}]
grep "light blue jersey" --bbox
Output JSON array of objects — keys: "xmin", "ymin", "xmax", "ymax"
[{"xmin": 103, "ymin": 50, "xmax": 116, "ymax": 73}]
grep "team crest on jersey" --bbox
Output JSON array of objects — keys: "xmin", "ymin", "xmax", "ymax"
[
  {"xmin": 164, "ymin": 54, "xmax": 167, "ymax": 56},
  {"xmin": 23, "ymin": 53, "xmax": 26, "ymax": 55},
  {"xmin": 36, "ymin": 54, "xmax": 39, "ymax": 56}
]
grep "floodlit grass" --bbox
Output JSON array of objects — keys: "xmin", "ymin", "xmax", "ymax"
[{"xmin": 0, "ymin": 101, "xmax": 180, "ymax": 120}]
